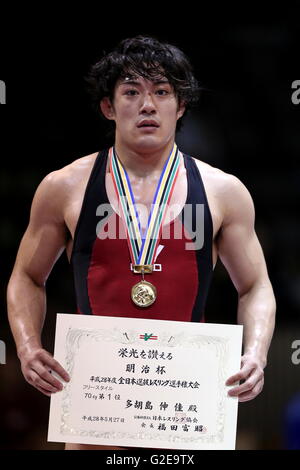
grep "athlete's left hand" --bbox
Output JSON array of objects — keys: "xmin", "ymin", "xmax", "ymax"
[{"xmin": 225, "ymin": 353, "xmax": 265, "ymax": 402}]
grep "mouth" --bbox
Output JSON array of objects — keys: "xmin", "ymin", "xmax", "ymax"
[{"xmin": 137, "ymin": 120, "xmax": 160, "ymax": 129}]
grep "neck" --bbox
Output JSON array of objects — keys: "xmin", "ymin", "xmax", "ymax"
[{"xmin": 114, "ymin": 140, "xmax": 176, "ymax": 177}]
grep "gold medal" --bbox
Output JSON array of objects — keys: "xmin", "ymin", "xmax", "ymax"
[{"xmin": 131, "ymin": 280, "xmax": 157, "ymax": 308}]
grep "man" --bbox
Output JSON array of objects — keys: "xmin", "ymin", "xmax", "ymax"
[{"xmin": 7, "ymin": 36, "xmax": 276, "ymax": 450}]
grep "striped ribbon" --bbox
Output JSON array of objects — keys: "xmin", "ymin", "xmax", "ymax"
[{"xmin": 110, "ymin": 144, "xmax": 180, "ymax": 267}]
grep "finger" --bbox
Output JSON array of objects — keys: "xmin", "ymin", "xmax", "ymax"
[
  {"xmin": 228, "ymin": 378, "xmax": 255, "ymax": 397},
  {"xmin": 225, "ymin": 362, "xmax": 256, "ymax": 386},
  {"xmin": 228, "ymin": 373, "xmax": 264, "ymax": 397},
  {"xmin": 28, "ymin": 369, "xmax": 62, "ymax": 393},
  {"xmin": 31, "ymin": 361, "xmax": 64, "ymax": 391},
  {"xmin": 238, "ymin": 380, "xmax": 264, "ymax": 402},
  {"xmin": 38, "ymin": 351, "xmax": 70, "ymax": 382},
  {"xmin": 36, "ymin": 385, "xmax": 52, "ymax": 397}
]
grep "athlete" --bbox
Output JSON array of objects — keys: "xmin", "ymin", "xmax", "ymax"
[{"xmin": 7, "ymin": 36, "xmax": 276, "ymax": 450}]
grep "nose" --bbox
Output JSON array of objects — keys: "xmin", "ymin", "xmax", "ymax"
[{"xmin": 140, "ymin": 92, "xmax": 156, "ymax": 114}]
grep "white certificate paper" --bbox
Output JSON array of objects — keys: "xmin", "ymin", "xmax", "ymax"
[{"xmin": 48, "ymin": 314, "xmax": 243, "ymax": 450}]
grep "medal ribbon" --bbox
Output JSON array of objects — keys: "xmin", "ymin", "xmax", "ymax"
[{"xmin": 110, "ymin": 144, "xmax": 180, "ymax": 266}]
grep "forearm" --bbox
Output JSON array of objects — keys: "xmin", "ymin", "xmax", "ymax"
[
  {"xmin": 7, "ymin": 270, "xmax": 47, "ymax": 356},
  {"xmin": 237, "ymin": 280, "xmax": 276, "ymax": 367},
  {"xmin": 7, "ymin": 270, "xmax": 70, "ymax": 395}
]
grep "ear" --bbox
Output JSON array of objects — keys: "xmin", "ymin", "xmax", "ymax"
[
  {"xmin": 100, "ymin": 97, "xmax": 115, "ymax": 120},
  {"xmin": 176, "ymin": 100, "xmax": 186, "ymax": 120}
]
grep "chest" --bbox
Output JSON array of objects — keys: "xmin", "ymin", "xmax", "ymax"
[
  {"xmin": 105, "ymin": 163, "xmax": 187, "ymax": 230},
  {"xmin": 64, "ymin": 156, "xmax": 222, "ymax": 266}
]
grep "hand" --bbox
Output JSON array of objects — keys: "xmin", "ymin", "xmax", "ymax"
[
  {"xmin": 18, "ymin": 338, "xmax": 70, "ymax": 397},
  {"xmin": 225, "ymin": 354, "xmax": 265, "ymax": 402}
]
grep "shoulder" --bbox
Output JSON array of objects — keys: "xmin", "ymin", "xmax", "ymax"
[
  {"xmin": 30, "ymin": 151, "xmax": 99, "ymax": 221},
  {"xmin": 35, "ymin": 151, "xmax": 98, "ymax": 200},
  {"xmin": 41, "ymin": 151, "xmax": 98, "ymax": 191},
  {"xmin": 192, "ymin": 157, "xmax": 255, "ymax": 224}
]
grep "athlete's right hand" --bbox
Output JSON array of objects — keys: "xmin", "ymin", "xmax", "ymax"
[{"xmin": 17, "ymin": 337, "xmax": 70, "ymax": 397}]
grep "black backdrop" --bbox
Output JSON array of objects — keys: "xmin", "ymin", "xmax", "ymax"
[{"xmin": 0, "ymin": 7, "xmax": 299, "ymax": 450}]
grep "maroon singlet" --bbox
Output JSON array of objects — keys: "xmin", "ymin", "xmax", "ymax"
[{"xmin": 71, "ymin": 149, "xmax": 213, "ymax": 323}]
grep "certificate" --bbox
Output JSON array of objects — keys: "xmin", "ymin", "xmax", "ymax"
[{"xmin": 48, "ymin": 314, "xmax": 243, "ymax": 450}]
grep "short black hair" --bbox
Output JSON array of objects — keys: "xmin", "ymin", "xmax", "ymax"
[{"xmin": 86, "ymin": 35, "xmax": 201, "ymax": 131}]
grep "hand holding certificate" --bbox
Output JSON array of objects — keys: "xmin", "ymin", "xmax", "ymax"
[{"xmin": 48, "ymin": 314, "xmax": 242, "ymax": 450}]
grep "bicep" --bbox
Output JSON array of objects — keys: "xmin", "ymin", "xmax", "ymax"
[
  {"xmin": 216, "ymin": 177, "xmax": 269, "ymax": 295},
  {"xmin": 12, "ymin": 174, "xmax": 68, "ymax": 286},
  {"xmin": 14, "ymin": 223, "xmax": 66, "ymax": 286}
]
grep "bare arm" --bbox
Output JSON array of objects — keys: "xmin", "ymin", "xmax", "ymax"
[
  {"xmin": 7, "ymin": 172, "xmax": 70, "ymax": 396},
  {"xmin": 216, "ymin": 175, "xmax": 276, "ymax": 402}
]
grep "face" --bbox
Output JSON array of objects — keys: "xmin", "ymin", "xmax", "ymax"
[{"xmin": 100, "ymin": 74, "xmax": 185, "ymax": 153}]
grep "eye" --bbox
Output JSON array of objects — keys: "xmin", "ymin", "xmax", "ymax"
[
  {"xmin": 125, "ymin": 89, "xmax": 139, "ymax": 96},
  {"xmin": 155, "ymin": 89, "xmax": 169, "ymax": 96}
]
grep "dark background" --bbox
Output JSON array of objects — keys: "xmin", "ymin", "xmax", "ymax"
[{"xmin": 0, "ymin": 7, "xmax": 299, "ymax": 450}]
